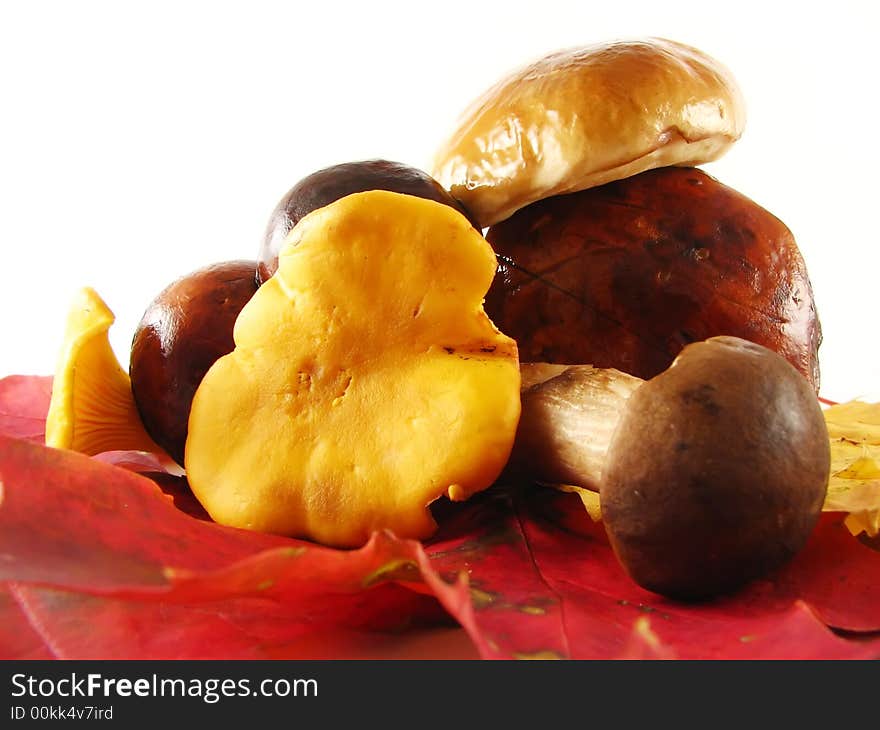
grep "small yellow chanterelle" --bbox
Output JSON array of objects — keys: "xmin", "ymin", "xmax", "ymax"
[{"xmin": 45, "ymin": 287, "xmax": 164, "ymax": 457}]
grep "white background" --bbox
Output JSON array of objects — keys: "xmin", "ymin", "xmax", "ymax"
[{"xmin": 1, "ymin": 1, "xmax": 877, "ymax": 402}]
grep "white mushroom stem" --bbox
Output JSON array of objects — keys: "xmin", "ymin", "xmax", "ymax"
[{"xmin": 512, "ymin": 364, "xmax": 645, "ymax": 491}]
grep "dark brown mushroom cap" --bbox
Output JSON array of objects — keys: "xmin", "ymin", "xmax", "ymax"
[
  {"xmin": 130, "ymin": 260, "xmax": 259, "ymax": 466},
  {"xmin": 600, "ymin": 336, "xmax": 830, "ymax": 600},
  {"xmin": 484, "ymin": 167, "xmax": 822, "ymax": 391}
]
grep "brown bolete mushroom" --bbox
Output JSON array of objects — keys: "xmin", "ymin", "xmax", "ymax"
[
  {"xmin": 485, "ymin": 167, "xmax": 822, "ymax": 390},
  {"xmin": 513, "ymin": 336, "xmax": 830, "ymax": 600},
  {"xmin": 130, "ymin": 260, "xmax": 259, "ymax": 466},
  {"xmin": 432, "ymin": 38, "xmax": 745, "ymax": 228},
  {"xmin": 431, "ymin": 38, "xmax": 821, "ymax": 393}
]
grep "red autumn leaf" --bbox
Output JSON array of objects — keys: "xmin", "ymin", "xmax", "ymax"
[
  {"xmin": 424, "ymin": 489, "xmax": 880, "ymax": 659},
  {"xmin": 0, "ymin": 374, "xmax": 180, "ymax": 478},
  {"xmin": 8, "ymin": 584, "xmax": 475, "ymax": 660},
  {"xmin": 1, "ymin": 375, "xmax": 879, "ymax": 659},
  {"xmin": 0, "ymin": 436, "xmax": 289, "ymax": 591},
  {"xmin": 0, "ymin": 434, "xmax": 472, "ymax": 658},
  {"xmin": 4, "ymin": 565, "xmax": 456, "ymax": 660},
  {"xmin": 0, "ymin": 587, "xmax": 55, "ymax": 659},
  {"xmin": 0, "ymin": 375, "xmax": 53, "ymax": 442}
]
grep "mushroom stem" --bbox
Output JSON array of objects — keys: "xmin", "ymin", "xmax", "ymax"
[{"xmin": 512, "ymin": 364, "xmax": 644, "ymax": 491}]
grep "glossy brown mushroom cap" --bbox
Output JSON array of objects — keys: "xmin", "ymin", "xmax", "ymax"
[
  {"xmin": 601, "ymin": 336, "xmax": 830, "ymax": 600},
  {"xmin": 485, "ymin": 167, "xmax": 822, "ymax": 391},
  {"xmin": 130, "ymin": 260, "xmax": 259, "ymax": 465}
]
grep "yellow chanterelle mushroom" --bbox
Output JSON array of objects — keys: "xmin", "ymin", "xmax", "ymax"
[
  {"xmin": 185, "ymin": 191, "xmax": 522, "ymax": 547},
  {"xmin": 45, "ymin": 287, "xmax": 165, "ymax": 456}
]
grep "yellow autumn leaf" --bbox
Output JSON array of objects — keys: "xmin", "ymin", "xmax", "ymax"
[{"xmin": 823, "ymin": 400, "xmax": 880, "ymax": 537}]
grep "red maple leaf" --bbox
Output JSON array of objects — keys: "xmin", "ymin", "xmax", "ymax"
[
  {"xmin": 1, "ymin": 375, "xmax": 878, "ymax": 659},
  {"xmin": 0, "ymin": 375, "xmax": 52, "ymax": 443}
]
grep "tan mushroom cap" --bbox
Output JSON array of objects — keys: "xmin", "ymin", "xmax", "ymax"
[{"xmin": 432, "ymin": 38, "xmax": 746, "ymax": 227}]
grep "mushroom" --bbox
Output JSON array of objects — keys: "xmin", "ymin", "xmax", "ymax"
[
  {"xmin": 484, "ymin": 167, "xmax": 822, "ymax": 391},
  {"xmin": 512, "ymin": 336, "xmax": 831, "ymax": 600},
  {"xmin": 432, "ymin": 38, "xmax": 745, "ymax": 228},
  {"xmin": 429, "ymin": 38, "xmax": 820, "ymax": 392},
  {"xmin": 130, "ymin": 260, "xmax": 259, "ymax": 466},
  {"xmin": 186, "ymin": 190, "xmax": 521, "ymax": 548},
  {"xmin": 45, "ymin": 287, "xmax": 168, "ymax": 458},
  {"xmin": 258, "ymin": 159, "xmax": 478, "ymax": 284}
]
